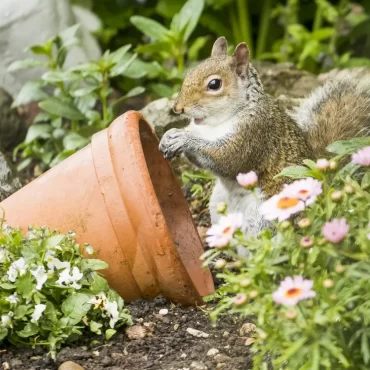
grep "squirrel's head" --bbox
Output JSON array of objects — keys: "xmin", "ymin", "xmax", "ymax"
[{"xmin": 173, "ymin": 37, "xmax": 262, "ymax": 126}]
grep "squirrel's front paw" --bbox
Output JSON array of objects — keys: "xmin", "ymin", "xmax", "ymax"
[{"xmin": 159, "ymin": 128, "xmax": 188, "ymax": 160}]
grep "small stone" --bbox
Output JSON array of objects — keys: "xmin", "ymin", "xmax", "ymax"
[
  {"xmin": 186, "ymin": 328, "xmax": 209, "ymax": 338},
  {"xmin": 180, "ymin": 353, "xmax": 187, "ymax": 358},
  {"xmin": 190, "ymin": 361, "xmax": 208, "ymax": 370},
  {"xmin": 159, "ymin": 308, "xmax": 169, "ymax": 315},
  {"xmin": 216, "ymin": 364, "xmax": 226, "ymax": 369},
  {"xmin": 239, "ymin": 323, "xmax": 256, "ymax": 336},
  {"xmin": 207, "ymin": 348, "xmax": 219, "ymax": 356},
  {"xmin": 2, "ymin": 363, "xmax": 10, "ymax": 370},
  {"xmin": 222, "ymin": 331, "xmax": 229, "ymax": 337},
  {"xmin": 58, "ymin": 361, "xmax": 85, "ymax": 370},
  {"xmin": 30, "ymin": 356, "xmax": 42, "ymax": 361},
  {"xmin": 92, "ymin": 351, "xmax": 99, "ymax": 357},
  {"xmin": 126, "ymin": 325, "xmax": 147, "ymax": 340},
  {"xmin": 174, "ymin": 323, "xmax": 180, "ymax": 330},
  {"xmin": 111, "ymin": 353, "xmax": 123, "ymax": 359},
  {"xmin": 214, "ymin": 354, "xmax": 231, "ymax": 363},
  {"xmin": 10, "ymin": 359, "xmax": 22, "ymax": 367},
  {"xmin": 101, "ymin": 356, "xmax": 113, "ymax": 366}
]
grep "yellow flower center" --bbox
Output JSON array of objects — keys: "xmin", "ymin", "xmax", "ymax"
[
  {"xmin": 285, "ymin": 288, "xmax": 302, "ymax": 298},
  {"xmin": 277, "ymin": 197, "xmax": 300, "ymax": 209}
]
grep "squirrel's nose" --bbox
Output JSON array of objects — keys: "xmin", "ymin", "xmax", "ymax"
[{"xmin": 173, "ymin": 102, "xmax": 184, "ymax": 114}]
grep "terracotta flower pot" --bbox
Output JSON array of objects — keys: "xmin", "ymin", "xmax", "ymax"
[{"xmin": 1, "ymin": 111, "xmax": 214, "ymax": 305}]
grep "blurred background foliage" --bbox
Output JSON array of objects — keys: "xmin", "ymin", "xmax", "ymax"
[{"xmin": 70, "ymin": 0, "xmax": 370, "ymax": 99}]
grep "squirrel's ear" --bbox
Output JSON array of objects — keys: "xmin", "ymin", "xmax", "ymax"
[
  {"xmin": 233, "ymin": 43, "xmax": 250, "ymax": 77},
  {"xmin": 211, "ymin": 37, "xmax": 228, "ymax": 57}
]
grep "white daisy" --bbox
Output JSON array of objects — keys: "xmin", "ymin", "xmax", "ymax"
[
  {"xmin": 260, "ymin": 193, "xmax": 305, "ymax": 221},
  {"xmin": 31, "ymin": 304, "xmax": 46, "ymax": 322}
]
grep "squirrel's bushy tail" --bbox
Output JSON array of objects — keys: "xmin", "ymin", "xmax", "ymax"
[{"xmin": 292, "ymin": 71, "xmax": 370, "ymax": 157}]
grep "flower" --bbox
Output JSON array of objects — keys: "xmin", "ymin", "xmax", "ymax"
[
  {"xmin": 344, "ymin": 185, "xmax": 354, "ymax": 194},
  {"xmin": 104, "ymin": 301, "xmax": 119, "ymax": 328},
  {"xmin": 233, "ymin": 293, "xmax": 247, "ymax": 306},
  {"xmin": 329, "ymin": 160, "xmax": 337, "ymax": 170},
  {"xmin": 323, "ymin": 279, "xmax": 334, "ymax": 288},
  {"xmin": 0, "ymin": 248, "xmax": 8, "ymax": 263},
  {"xmin": 7, "ymin": 257, "xmax": 27, "ymax": 282},
  {"xmin": 1, "ymin": 313, "xmax": 13, "ymax": 328},
  {"xmin": 260, "ymin": 193, "xmax": 305, "ymax": 221},
  {"xmin": 57, "ymin": 266, "xmax": 83, "ymax": 289},
  {"xmin": 273, "ymin": 276, "xmax": 316, "ymax": 306},
  {"xmin": 31, "ymin": 266, "xmax": 48, "ymax": 290},
  {"xmin": 298, "ymin": 218, "xmax": 311, "ymax": 229},
  {"xmin": 84, "ymin": 243, "xmax": 94, "ymax": 255},
  {"xmin": 89, "ymin": 293, "xmax": 108, "ymax": 310},
  {"xmin": 352, "ymin": 146, "xmax": 370, "ymax": 166},
  {"xmin": 331, "ymin": 191, "xmax": 343, "ymax": 201},
  {"xmin": 31, "ymin": 304, "xmax": 46, "ymax": 322},
  {"xmin": 300, "ymin": 236, "xmax": 314, "ymax": 248},
  {"xmin": 236, "ymin": 171, "xmax": 258, "ymax": 189},
  {"xmin": 317, "ymin": 158, "xmax": 330, "ymax": 170},
  {"xmin": 45, "ymin": 251, "xmax": 70, "ymax": 272},
  {"xmin": 214, "ymin": 259, "xmax": 227, "ymax": 269},
  {"xmin": 6, "ymin": 293, "xmax": 19, "ymax": 304},
  {"xmin": 206, "ymin": 213, "xmax": 243, "ymax": 248},
  {"xmin": 323, "ymin": 218, "xmax": 349, "ymax": 243},
  {"xmin": 283, "ymin": 178, "xmax": 323, "ymax": 206}
]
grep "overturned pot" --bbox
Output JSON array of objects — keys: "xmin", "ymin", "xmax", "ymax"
[{"xmin": 0, "ymin": 111, "xmax": 214, "ymax": 305}]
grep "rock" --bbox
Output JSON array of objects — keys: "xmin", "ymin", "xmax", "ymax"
[
  {"xmin": 190, "ymin": 361, "xmax": 208, "ymax": 370},
  {"xmin": 159, "ymin": 308, "xmax": 169, "ymax": 315},
  {"xmin": 239, "ymin": 323, "xmax": 256, "ymax": 336},
  {"xmin": 126, "ymin": 323, "xmax": 154, "ymax": 340},
  {"xmin": 0, "ymin": 148, "xmax": 23, "ymax": 201},
  {"xmin": 10, "ymin": 359, "xmax": 22, "ymax": 367},
  {"xmin": 180, "ymin": 353, "xmax": 187, "ymax": 358},
  {"xmin": 58, "ymin": 361, "xmax": 85, "ymax": 370},
  {"xmin": 174, "ymin": 323, "xmax": 180, "ymax": 330},
  {"xmin": 186, "ymin": 327, "xmax": 210, "ymax": 338},
  {"xmin": 206, "ymin": 348, "xmax": 219, "ymax": 356},
  {"xmin": 214, "ymin": 354, "xmax": 231, "ymax": 363},
  {"xmin": 110, "ymin": 353, "xmax": 123, "ymax": 359},
  {"xmin": 245, "ymin": 337, "xmax": 256, "ymax": 346},
  {"xmin": 222, "ymin": 331, "xmax": 229, "ymax": 337},
  {"xmin": 2, "ymin": 362, "xmax": 10, "ymax": 370},
  {"xmin": 100, "ymin": 356, "xmax": 113, "ymax": 366}
]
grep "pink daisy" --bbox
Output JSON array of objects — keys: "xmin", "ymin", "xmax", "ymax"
[
  {"xmin": 273, "ymin": 276, "xmax": 316, "ymax": 306},
  {"xmin": 260, "ymin": 193, "xmax": 305, "ymax": 222},
  {"xmin": 236, "ymin": 171, "xmax": 258, "ymax": 189},
  {"xmin": 352, "ymin": 146, "xmax": 370, "ymax": 166},
  {"xmin": 283, "ymin": 178, "xmax": 323, "ymax": 206},
  {"xmin": 322, "ymin": 218, "xmax": 349, "ymax": 243},
  {"xmin": 205, "ymin": 213, "xmax": 243, "ymax": 248}
]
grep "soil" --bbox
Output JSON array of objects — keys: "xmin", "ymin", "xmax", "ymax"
[{"xmin": 0, "ymin": 168, "xmax": 254, "ymax": 370}]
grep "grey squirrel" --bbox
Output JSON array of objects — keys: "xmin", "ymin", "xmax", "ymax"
[{"xmin": 159, "ymin": 36, "xmax": 370, "ymax": 245}]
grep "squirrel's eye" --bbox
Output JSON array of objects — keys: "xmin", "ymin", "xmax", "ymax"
[{"xmin": 207, "ymin": 79, "xmax": 222, "ymax": 91}]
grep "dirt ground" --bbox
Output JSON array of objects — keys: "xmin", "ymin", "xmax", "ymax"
[{"xmin": 0, "ymin": 172, "xmax": 254, "ymax": 370}]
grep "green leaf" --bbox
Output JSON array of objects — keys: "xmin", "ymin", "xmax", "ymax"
[
  {"xmin": 72, "ymin": 86, "xmax": 98, "ymax": 97},
  {"xmin": 39, "ymin": 98, "xmax": 85, "ymax": 120},
  {"xmin": 17, "ymin": 158, "xmax": 33, "ymax": 172},
  {"xmin": 130, "ymin": 16, "xmax": 170, "ymax": 41},
  {"xmin": 7, "ymin": 59, "xmax": 45, "ymax": 72},
  {"xmin": 176, "ymin": 0, "xmax": 205, "ymax": 41},
  {"xmin": 0, "ymin": 283, "xmax": 16, "ymax": 290},
  {"xmin": 90, "ymin": 320, "xmax": 103, "ymax": 334},
  {"xmin": 110, "ymin": 53, "xmax": 137, "ymax": 77},
  {"xmin": 44, "ymin": 235, "xmax": 65, "ymax": 249},
  {"xmin": 112, "ymin": 87, "xmax": 145, "ymax": 115},
  {"xmin": 17, "ymin": 323, "xmax": 39, "ymax": 338},
  {"xmin": 327, "ymin": 137, "xmax": 370, "ymax": 156},
  {"xmin": 41, "ymin": 71, "xmax": 80, "ymax": 83},
  {"xmin": 12, "ymin": 81, "xmax": 48, "ymax": 108},
  {"xmin": 89, "ymin": 275, "xmax": 109, "ymax": 294},
  {"xmin": 275, "ymin": 165, "xmax": 316, "ymax": 179},
  {"xmin": 14, "ymin": 305, "xmax": 28, "ymax": 319},
  {"xmin": 275, "ymin": 337, "xmax": 308, "ymax": 365},
  {"xmin": 61, "ymin": 293, "xmax": 91, "ymax": 326},
  {"xmin": 105, "ymin": 329, "xmax": 116, "ymax": 340},
  {"xmin": 0, "ymin": 328, "xmax": 8, "ymax": 341},
  {"xmin": 81, "ymin": 259, "xmax": 109, "ymax": 271},
  {"xmin": 188, "ymin": 36, "xmax": 209, "ymax": 60},
  {"xmin": 29, "ymin": 44, "xmax": 52, "ymax": 56},
  {"xmin": 44, "ymin": 302, "xmax": 58, "ymax": 322},
  {"xmin": 109, "ymin": 44, "xmax": 132, "ymax": 64},
  {"xmin": 151, "ymin": 83, "xmax": 174, "ymax": 98},
  {"xmin": 24, "ymin": 124, "xmax": 52, "ymax": 144},
  {"xmin": 312, "ymin": 27, "xmax": 335, "ymax": 41},
  {"xmin": 63, "ymin": 133, "xmax": 89, "ymax": 151},
  {"xmin": 16, "ymin": 274, "xmax": 35, "ymax": 299}
]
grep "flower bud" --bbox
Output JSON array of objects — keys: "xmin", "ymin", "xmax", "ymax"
[
  {"xmin": 300, "ymin": 236, "xmax": 314, "ymax": 248},
  {"xmin": 298, "ymin": 218, "xmax": 311, "ymax": 229},
  {"xmin": 330, "ymin": 294, "xmax": 337, "ymax": 301},
  {"xmin": 259, "ymin": 331, "xmax": 268, "ymax": 340},
  {"xmin": 214, "ymin": 259, "xmax": 227, "ymax": 269},
  {"xmin": 298, "ymin": 263, "xmax": 305, "ymax": 269},
  {"xmin": 335, "ymin": 265, "xmax": 345, "ymax": 273},
  {"xmin": 285, "ymin": 309, "xmax": 298, "ymax": 320},
  {"xmin": 280, "ymin": 220, "xmax": 291, "ymax": 229},
  {"xmin": 317, "ymin": 158, "xmax": 330, "ymax": 170},
  {"xmin": 233, "ymin": 293, "xmax": 247, "ymax": 306},
  {"xmin": 323, "ymin": 279, "xmax": 334, "ymax": 288},
  {"xmin": 344, "ymin": 185, "xmax": 354, "ymax": 194},
  {"xmin": 249, "ymin": 290, "xmax": 258, "ymax": 298},
  {"xmin": 331, "ymin": 191, "xmax": 343, "ymax": 201},
  {"xmin": 329, "ymin": 160, "xmax": 337, "ymax": 170},
  {"xmin": 240, "ymin": 279, "xmax": 251, "ymax": 287}
]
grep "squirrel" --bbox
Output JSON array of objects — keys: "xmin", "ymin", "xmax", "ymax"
[{"xmin": 159, "ymin": 36, "xmax": 370, "ymax": 251}]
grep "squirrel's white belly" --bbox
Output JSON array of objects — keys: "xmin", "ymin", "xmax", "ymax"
[{"xmin": 209, "ymin": 178, "xmax": 269, "ymax": 255}]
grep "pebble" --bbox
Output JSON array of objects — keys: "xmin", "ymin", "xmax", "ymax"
[
  {"xmin": 159, "ymin": 308, "xmax": 169, "ymax": 315},
  {"xmin": 10, "ymin": 359, "xmax": 22, "ymax": 367},
  {"xmin": 186, "ymin": 328, "xmax": 209, "ymax": 338},
  {"xmin": 30, "ymin": 356, "xmax": 42, "ymax": 361},
  {"xmin": 214, "ymin": 354, "xmax": 231, "ymax": 363},
  {"xmin": 2, "ymin": 363, "xmax": 10, "ymax": 370},
  {"xmin": 101, "ymin": 356, "xmax": 113, "ymax": 366},
  {"xmin": 206, "ymin": 348, "xmax": 219, "ymax": 356},
  {"xmin": 190, "ymin": 361, "xmax": 208, "ymax": 370},
  {"xmin": 58, "ymin": 361, "xmax": 85, "ymax": 370},
  {"xmin": 174, "ymin": 323, "xmax": 180, "ymax": 330},
  {"xmin": 222, "ymin": 331, "xmax": 229, "ymax": 337},
  {"xmin": 239, "ymin": 323, "xmax": 256, "ymax": 336},
  {"xmin": 111, "ymin": 352, "xmax": 124, "ymax": 359},
  {"xmin": 126, "ymin": 325, "xmax": 147, "ymax": 340},
  {"xmin": 180, "ymin": 353, "xmax": 187, "ymax": 358}
]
